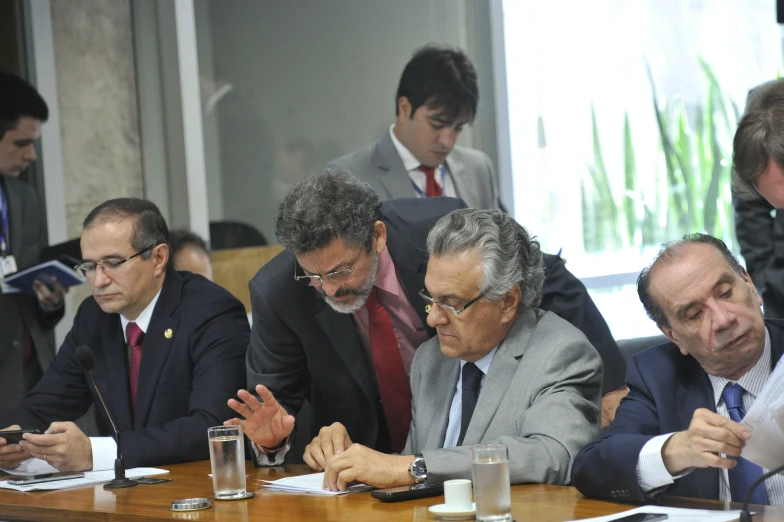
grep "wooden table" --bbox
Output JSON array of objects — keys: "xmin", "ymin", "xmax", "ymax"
[{"xmin": 0, "ymin": 461, "xmax": 780, "ymax": 521}]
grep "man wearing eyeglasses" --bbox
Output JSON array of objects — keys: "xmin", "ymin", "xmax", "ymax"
[
  {"xmin": 312, "ymin": 209, "xmax": 601, "ymax": 490},
  {"xmin": 226, "ymin": 170, "xmax": 617, "ymax": 466},
  {"xmin": 0, "ymin": 198, "xmax": 248, "ymax": 472}
]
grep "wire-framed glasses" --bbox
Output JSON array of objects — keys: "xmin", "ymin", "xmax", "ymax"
[
  {"xmin": 418, "ymin": 288, "xmax": 487, "ymax": 316},
  {"xmin": 293, "ymin": 249, "xmax": 362, "ymax": 286},
  {"xmin": 75, "ymin": 244, "xmax": 158, "ymax": 278}
]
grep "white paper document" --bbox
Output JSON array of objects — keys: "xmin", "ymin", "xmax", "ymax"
[
  {"xmin": 566, "ymin": 505, "xmax": 743, "ymax": 522},
  {"xmin": 257, "ymin": 472, "xmax": 372, "ymax": 496},
  {"xmin": 0, "ymin": 467, "xmax": 169, "ymax": 492},
  {"xmin": 740, "ymin": 355, "xmax": 784, "ymax": 469},
  {"xmin": 0, "ymin": 457, "xmax": 58, "ymax": 476}
]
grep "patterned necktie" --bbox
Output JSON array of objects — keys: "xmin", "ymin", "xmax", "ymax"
[
  {"xmin": 126, "ymin": 322, "xmax": 145, "ymax": 410},
  {"xmin": 457, "ymin": 362, "xmax": 483, "ymax": 445},
  {"xmin": 418, "ymin": 165, "xmax": 442, "ymax": 197},
  {"xmin": 722, "ymin": 383, "xmax": 769, "ymax": 504},
  {"xmin": 366, "ymin": 287, "xmax": 411, "ymax": 453}
]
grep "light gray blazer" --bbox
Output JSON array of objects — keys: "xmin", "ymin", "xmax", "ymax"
[
  {"xmin": 328, "ymin": 131, "xmax": 500, "ymax": 210},
  {"xmin": 403, "ymin": 308, "xmax": 602, "ymax": 485}
]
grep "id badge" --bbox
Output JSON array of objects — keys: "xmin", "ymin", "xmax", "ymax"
[{"xmin": 0, "ymin": 255, "xmax": 17, "ymax": 277}]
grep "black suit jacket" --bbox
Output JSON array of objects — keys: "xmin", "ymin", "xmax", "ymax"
[
  {"xmin": 572, "ymin": 319, "xmax": 784, "ymax": 503},
  {"xmin": 0, "ymin": 270, "xmax": 249, "ymax": 468},
  {"xmin": 248, "ymin": 197, "xmax": 624, "ymax": 462},
  {"xmin": 734, "ymin": 196, "xmax": 784, "ymax": 318},
  {"xmin": 0, "ymin": 177, "xmax": 63, "ymax": 409}
]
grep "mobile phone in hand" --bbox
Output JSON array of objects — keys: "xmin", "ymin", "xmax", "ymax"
[
  {"xmin": 0, "ymin": 429, "xmax": 42, "ymax": 445},
  {"xmin": 8, "ymin": 471, "xmax": 84, "ymax": 485}
]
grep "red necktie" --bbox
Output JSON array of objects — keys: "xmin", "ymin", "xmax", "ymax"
[
  {"xmin": 418, "ymin": 165, "xmax": 442, "ymax": 197},
  {"xmin": 366, "ymin": 287, "xmax": 411, "ymax": 453},
  {"xmin": 126, "ymin": 322, "xmax": 144, "ymax": 409}
]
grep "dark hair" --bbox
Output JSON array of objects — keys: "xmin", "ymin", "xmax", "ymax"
[
  {"xmin": 0, "ymin": 72, "xmax": 49, "ymax": 139},
  {"xmin": 169, "ymin": 229, "xmax": 210, "ymax": 257},
  {"xmin": 274, "ymin": 168, "xmax": 381, "ymax": 255},
  {"xmin": 83, "ymin": 198, "xmax": 171, "ymax": 267},
  {"xmin": 637, "ymin": 233, "xmax": 744, "ymax": 327},
  {"xmin": 395, "ymin": 44, "xmax": 478, "ymax": 122},
  {"xmin": 732, "ymin": 78, "xmax": 784, "ymax": 199},
  {"xmin": 427, "ymin": 209, "xmax": 545, "ymax": 309}
]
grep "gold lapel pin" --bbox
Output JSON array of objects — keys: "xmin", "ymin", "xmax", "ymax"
[
  {"xmin": 425, "ymin": 304, "xmax": 432, "ymax": 314},
  {"xmin": 165, "ymin": 328, "xmax": 173, "ymax": 339}
]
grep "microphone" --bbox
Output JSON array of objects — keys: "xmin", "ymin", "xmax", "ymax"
[
  {"xmin": 75, "ymin": 345, "xmax": 138, "ymax": 490},
  {"xmin": 739, "ymin": 462, "xmax": 784, "ymax": 522}
]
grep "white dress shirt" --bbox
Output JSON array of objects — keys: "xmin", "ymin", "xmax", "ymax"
[
  {"xmin": 91, "ymin": 288, "xmax": 162, "ymax": 471},
  {"xmin": 636, "ymin": 328, "xmax": 784, "ymax": 504},
  {"xmin": 442, "ymin": 347, "xmax": 498, "ymax": 449},
  {"xmin": 388, "ymin": 125, "xmax": 456, "ymax": 198}
]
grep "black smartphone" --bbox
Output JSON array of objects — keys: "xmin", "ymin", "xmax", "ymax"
[
  {"xmin": 614, "ymin": 514, "xmax": 668, "ymax": 522},
  {"xmin": 8, "ymin": 471, "xmax": 85, "ymax": 485},
  {"xmin": 371, "ymin": 482, "xmax": 444, "ymax": 502},
  {"xmin": 0, "ymin": 429, "xmax": 42, "ymax": 445}
]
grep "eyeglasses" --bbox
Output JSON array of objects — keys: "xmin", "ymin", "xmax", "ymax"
[
  {"xmin": 75, "ymin": 244, "xmax": 158, "ymax": 278},
  {"xmin": 293, "ymin": 250, "xmax": 362, "ymax": 287},
  {"xmin": 418, "ymin": 288, "xmax": 486, "ymax": 317}
]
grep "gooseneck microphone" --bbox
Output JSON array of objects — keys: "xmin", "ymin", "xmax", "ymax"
[
  {"xmin": 739, "ymin": 461, "xmax": 784, "ymax": 522},
  {"xmin": 75, "ymin": 345, "xmax": 138, "ymax": 490}
]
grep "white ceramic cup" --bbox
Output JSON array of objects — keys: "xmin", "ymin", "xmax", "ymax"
[{"xmin": 443, "ymin": 478, "xmax": 473, "ymax": 511}]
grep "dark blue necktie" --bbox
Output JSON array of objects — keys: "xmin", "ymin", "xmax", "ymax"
[
  {"xmin": 457, "ymin": 363, "xmax": 483, "ymax": 446},
  {"xmin": 722, "ymin": 383, "xmax": 769, "ymax": 505}
]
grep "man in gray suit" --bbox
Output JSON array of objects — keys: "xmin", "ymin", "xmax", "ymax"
[
  {"xmin": 304, "ymin": 209, "xmax": 602, "ymax": 490},
  {"xmin": 0, "ymin": 72, "xmax": 66, "ymax": 411},
  {"xmin": 328, "ymin": 45, "xmax": 500, "ymax": 209}
]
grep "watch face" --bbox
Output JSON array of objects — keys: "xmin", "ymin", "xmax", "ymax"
[{"xmin": 411, "ymin": 458, "xmax": 427, "ymax": 479}]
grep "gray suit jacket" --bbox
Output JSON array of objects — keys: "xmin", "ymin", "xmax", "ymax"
[
  {"xmin": 328, "ymin": 131, "xmax": 500, "ymax": 209},
  {"xmin": 0, "ymin": 177, "xmax": 62, "ymax": 411},
  {"xmin": 403, "ymin": 308, "xmax": 602, "ymax": 485}
]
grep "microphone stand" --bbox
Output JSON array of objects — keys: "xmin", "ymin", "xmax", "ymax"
[
  {"xmin": 86, "ymin": 370, "xmax": 138, "ymax": 489},
  {"xmin": 739, "ymin": 462, "xmax": 784, "ymax": 521}
]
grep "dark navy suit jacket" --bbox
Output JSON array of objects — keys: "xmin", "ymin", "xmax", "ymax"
[
  {"xmin": 0, "ymin": 269, "xmax": 249, "ymax": 468},
  {"xmin": 572, "ymin": 319, "xmax": 784, "ymax": 503}
]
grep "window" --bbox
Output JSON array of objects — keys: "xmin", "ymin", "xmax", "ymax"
[{"xmin": 501, "ymin": 0, "xmax": 782, "ymax": 338}]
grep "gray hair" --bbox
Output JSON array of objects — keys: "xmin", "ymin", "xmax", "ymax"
[
  {"xmin": 274, "ymin": 168, "xmax": 382, "ymax": 255},
  {"xmin": 637, "ymin": 233, "xmax": 744, "ymax": 327},
  {"xmin": 426, "ymin": 209, "xmax": 545, "ymax": 309}
]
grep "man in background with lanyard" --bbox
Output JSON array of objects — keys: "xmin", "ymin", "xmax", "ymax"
[
  {"xmin": 328, "ymin": 45, "xmax": 502, "ymax": 210},
  {"xmin": 0, "ymin": 72, "xmax": 66, "ymax": 411}
]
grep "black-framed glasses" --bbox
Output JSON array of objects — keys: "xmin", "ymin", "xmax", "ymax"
[
  {"xmin": 75, "ymin": 244, "xmax": 159, "ymax": 278},
  {"xmin": 293, "ymin": 249, "xmax": 362, "ymax": 287},
  {"xmin": 418, "ymin": 288, "xmax": 487, "ymax": 317}
]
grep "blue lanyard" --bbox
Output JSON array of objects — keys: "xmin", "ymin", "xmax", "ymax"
[
  {"xmin": 411, "ymin": 164, "xmax": 447, "ymax": 198},
  {"xmin": 0, "ymin": 183, "xmax": 8, "ymax": 256}
]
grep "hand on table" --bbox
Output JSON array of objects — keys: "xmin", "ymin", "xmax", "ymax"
[
  {"xmin": 303, "ymin": 422, "xmax": 353, "ymax": 472},
  {"xmin": 322, "ymin": 444, "xmax": 415, "ymax": 492}
]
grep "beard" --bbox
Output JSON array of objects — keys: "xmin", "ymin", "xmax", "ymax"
[{"xmin": 319, "ymin": 251, "xmax": 379, "ymax": 314}]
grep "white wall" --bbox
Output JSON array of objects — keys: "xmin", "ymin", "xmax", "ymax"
[{"xmin": 196, "ymin": 0, "xmax": 476, "ymax": 240}]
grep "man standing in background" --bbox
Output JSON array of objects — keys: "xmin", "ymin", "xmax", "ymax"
[
  {"xmin": 328, "ymin": 45, "xmax": 501, "ymax": 210},
  {"xmin": 0, "ymin": 72, "xmax": 66, "ymax": 411}
]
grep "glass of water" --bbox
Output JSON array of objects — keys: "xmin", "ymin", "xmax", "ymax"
[
  {"xmin": 470, "ymin": 444, "xmax": 511, "ymax": 521},
  {"xmin": 208, "ymin": 425, "xmax": 247, "ymax": 499}
]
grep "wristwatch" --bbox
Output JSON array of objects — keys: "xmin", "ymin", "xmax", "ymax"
[{"xmin": 408, "ymin": 456, "xmax": 427, "ymax": 483}]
